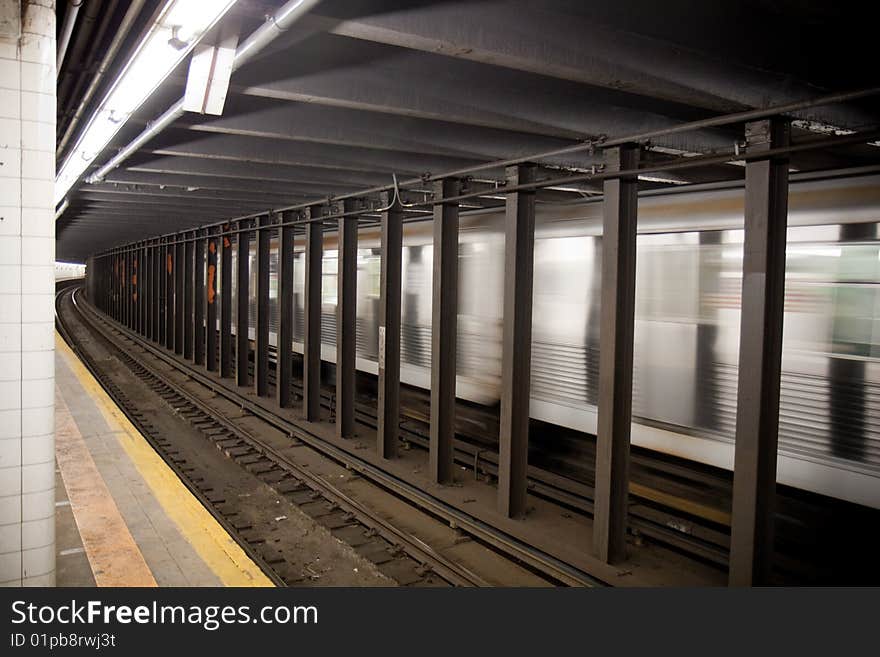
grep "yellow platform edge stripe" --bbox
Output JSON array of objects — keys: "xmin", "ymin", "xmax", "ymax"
[{"xmin": 56, "ymin": 332, "xmax": 275, "ymax": 587}]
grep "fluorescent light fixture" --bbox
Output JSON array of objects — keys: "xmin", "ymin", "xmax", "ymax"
[
  {"xmin": 183, "ymin": 32, "xmax": 238, "ymax": 116},
  {"xmin": 54, "ymin": 197, "xmax": 69, "ymax": 221},
  {"xmin": 55, "ymin": 0, "xmax": 238, "ymax": 208},
  {"xmin": 637, "ymin": 174, "xmax": 688, "ymax": 185}
]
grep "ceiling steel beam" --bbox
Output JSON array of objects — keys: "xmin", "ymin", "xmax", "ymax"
[
  {"xmin": 102, "ymin": 169, "xmax": 360, "ymax": 197},
  {"xmin": 181, "ymin": 96, "xmax": 594, "ymax": 168},
  {"xmin": 84, "ymin": 182, "xmax": 314, "ymax": 205},
  {"xmin": 303, "ymin": 2, "xmax": 874, "ymax": 129},
  {"xmin": 145, "ymin": 130, "xmax": 493, "ymax": 177},
  {"xmin": 125, "ymin": 154, "xmax": 420, "ymax": 189},
  {"xmin": 69, "ymin": 206, "xmax": 229, "ymax": 219},
  {"xmin": 230, "ymin": 32, "xmax": 732, "ymax": 151},
  {"xmin": 71, "ymin": 196, "xmax": 260, "ymax": 210}
]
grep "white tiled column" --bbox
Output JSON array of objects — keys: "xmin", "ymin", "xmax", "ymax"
[{"xmin": 0, "ymin": 0, "xmax": 56, "ymax": 587}]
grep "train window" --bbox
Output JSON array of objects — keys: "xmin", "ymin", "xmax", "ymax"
[
  {"xmin": 635, "ymin": 232, "xmax": 700, "ymax": 321},
  {"xmin": 533, "ymin": 237, "xmax": 592, "ymax": 344},
  {"xmin": 830, "ymin": 242, "xmax": 880, "ymax": 358},
  {"xmin": 365, "ymin": 249, "xmax": 381, "ymax": 298},
  {"xmin": 269, "ymin": 252, "xmax": 278, "ymax": 301},
  {"xmin": 323, "ymin": 250, "xmax": 337, "ymax": 305}
]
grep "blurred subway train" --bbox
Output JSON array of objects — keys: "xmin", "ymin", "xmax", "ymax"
[{"xmin": 226, "ymin": 168, "xmax": 880, "ymax": 510}]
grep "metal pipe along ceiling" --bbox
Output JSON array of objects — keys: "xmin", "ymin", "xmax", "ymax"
[
  {"xmin": 57, "ymin": 0, "xmax": 149, "ymax": 157},
  {"xmin": 56, "ymin": 0, "xmax": 82, "ymax": 72},
  {"xmin": 85, "ymin": 0, "xmax": 325, "ymax": 185}
]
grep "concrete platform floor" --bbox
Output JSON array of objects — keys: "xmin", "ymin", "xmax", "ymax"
[{"xmin": 54, "ymin": 333, "xmax": 272, "ymax": 587}]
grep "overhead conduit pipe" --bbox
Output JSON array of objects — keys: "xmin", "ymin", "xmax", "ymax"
[
  {"xmin": 58, "ymin": 0, "xmax": 119, "ymax": 139},
  {"xmin": 84, "ymin": 0, "xmax": 324, "ymax": 185},
  {"xmin": 57, "ymin": 0, "xmax": 149, "ymax": 157},
  {"xmin": 56, "ymin": 0, "xmax": 83, "ymax": 72}
]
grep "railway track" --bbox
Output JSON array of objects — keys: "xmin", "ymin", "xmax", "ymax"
[
  {"xmin": 264, "ymin": 341, "xmax": 878, "ymax": 584},
  {"xmin": 58, "ymin": 281, "xmax": 877, "ymax": 584},
  {"xmin": 56, "ymin": 282, "xmax": 561, "ymax": 587},
  {"xmin": 219, "ymin": 328, "xmax": 736, "ymax": 567},
  {"xmin": 246, "ymin": 331, "xmax": 736, "ymax": 568}
]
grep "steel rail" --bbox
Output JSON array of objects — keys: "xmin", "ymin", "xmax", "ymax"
[
  {"xmin": 64, "ymin": 285, "xmax": 573, "ymax": 586},
  {"xmin": 54, "ymin": 284, "xmax": 288, "ymax": 587},
  {"xmin": 70, "ymin": 285, "xmax": 604, "ymax": 586}
]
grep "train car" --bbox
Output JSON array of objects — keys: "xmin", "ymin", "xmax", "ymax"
[
  {"xmin": 55, "ymin": 261, "xmax": 86, "ymax": 281},
  {"xmin": 226, "ymin": 168, "xmax": 880, "ymax": 509}
]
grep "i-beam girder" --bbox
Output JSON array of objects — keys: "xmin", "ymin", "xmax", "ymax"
[{"xmin": 87, "ymin": 116, "xmax": 798, "ymax": 587}]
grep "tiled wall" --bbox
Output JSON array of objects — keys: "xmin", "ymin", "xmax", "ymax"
[{"xmin": 0, "ymin": 0, "xmax": 56, "ymax": 587}]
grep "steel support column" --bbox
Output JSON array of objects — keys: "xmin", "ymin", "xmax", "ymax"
[
  {"xmin": 193, "ymin": 233, "xmax": 205, "ymax": 364},
  {"xmin": 131, "ymin": 246, "xmax": 141, "ymax": 332},
  {"xmin": 118, "ymin": 254, "xmax": 123, "ymax": 322},
  {"xmin": 335, "ymin": 200, "xmax": 359, "ymax": 439},
  {"xmin": 128, "ymin": 250, "xmax": 133, "ymax": 328},
  {"xmin": 121, "ymin": 254, "xmax": 125, "ymax": 323},
  {"xmin": 254, "ymin": 216, "xmax": 271, "ymax": 397},
  {"xmin": 129, "ymin": 250, "xmax": 135, "ymax": 328},
  {"xmin": 124, "ymin": 251, "xmax": 130, "ymax": 327},
  {"xmin": 498, "ymin": 165, "xmax": 536, "ymax": 517},
  {"xmin": 303, "ymin": 206, "xmax": 323, "ymax": 421},
  {"xmin": 113, "ymin": 255, "xmax": 117, "ymax": 320},
  {"xmin": 206, "ymin": 230, "xmax": 219, "ymax": 372},
  {"xmin": 114, "ymin": 255, "xmax": 118, "ymax": 321},
  {"xmin": 132, "ymin": 250, "xmax": 138, "ymax": 329},
  {"xmin": 115, "ymin": 253, "xmax": 121, "ymax": 322},
  {"xmin": 133, "ymin": 247, "xmax": 139, "ymax": 332},
  {"xmin": 120, "ymin": 254, "xmax": 125, "ymax": 323},
  {"xmin": 220, "ymin": 227, "xmax": 233, "ymax": 377},
  {"xmin": 276, "ymin": 213, "xmax": 295, "ymax": 408},
  {"xmin": 184, "ymin": 233, "xmax": 194, "ymax": 359},
  {"xmin": 146, "ymin": 245, "xmax": 153, "ymax": 341},
  {"xmin": 101, "ymin": 257, "xmax": 106, "ymax": 313},
  {"xmin": 158, "ymin": 247, "xmax": 163, "ymax": 340},
  {"xmin": 106, "ymin": 256, "xmax": 111, "ymax": 317},
  {"xmin": 120, "ymin": 252, "xmax": 126, "ymax": 325},
  {"xmin": 112, "ymin": 256, "xmax": 117, "ymax": 319},
  {"xmin": 429, "ymin": 178, "xmax": 460, "ymax": 483},
  {"xmin": 236, "ymin": 221, "xmax": 251, "ymax": 387},
  {"xmin": 133, "ymin": 250, "xmax": 138, "ymax": 329},
  {"xmin": 129, "ymin": 250, "xmax": 134, "ymax": 328},
  {"xmin": 593, "ymin": 144, "xmax": 640, "ymax": 563},
  {"xmin": 104, "ymin": 257, "xmax": 108, "ymax": 315},
  {"xmin": 95, "ymin": 257, "xmax": 101, "ymax": 311},
  {"xmin": 130, "ymin": 250, "xmax": 136, "ymax": 329},
  {"xmin": 377, "ymin": 193, "xmax": 404, "ymax": 459},
  {"xmin": 114, "ymin": 255, "xmax": 119, "ymax": 321},
  {"xmin": 111, "ymin": 256, "xmax": 115, "ymax": 318},
  {"xmin": 137, "ymin": 246, "xmax": 144, "ymax": 335},
  {"xmin": 174, "ymin": 240, "xmax": 185, "ymax": 354},
  {"xmin": 165, "ymin": 241, "xmax": 174, "ymax": 350},
  {"xmin": 154, "ymin": 241, "xmax": 161, "ymax": 343},
  {"xmin": 729, "ymin": 118, "xmax": 791, "ymax": 587}
]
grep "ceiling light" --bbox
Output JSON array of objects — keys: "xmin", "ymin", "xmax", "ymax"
[
  {"xmin": 167, "ymin": 26, "xmax": 190, "ymax": 50},
  {"xmin": 637, "ymin": 174, "xmax": 689, "ymax": 185},
  {"xmin": 55, "ymin": 0, "xmax": 238, "ymax": 209}
]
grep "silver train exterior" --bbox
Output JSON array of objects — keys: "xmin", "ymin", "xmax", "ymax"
[{"xmin": 227, "ymin": 169, "xmax": 880, "ymax": 510}]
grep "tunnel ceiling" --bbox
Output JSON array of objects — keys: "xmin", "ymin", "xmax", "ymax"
[{"xmin": 55, "ymin": 0, "xmax": 880, "ymax": 262}]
